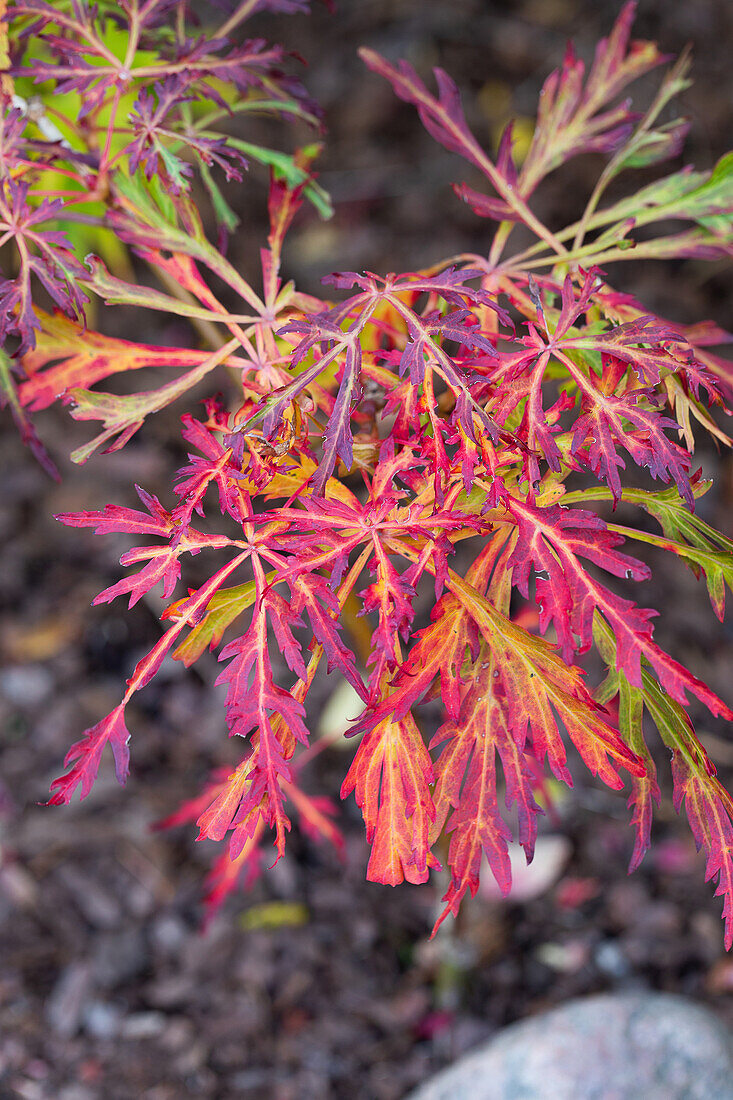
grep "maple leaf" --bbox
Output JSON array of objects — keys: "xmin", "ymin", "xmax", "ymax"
[
  {"xmin": 268, "ymin": 270, "xmax": 508, "ymax": 491},
  {"xmin": 572, "ymin": 480, "xmax": 733, "ymax": 625},
  {"xmin": 126, "ymin": 76, "xmax": 247, "ymax": 194},
  {"xmin": 350, "ymin": 534, "xmax": 513, "ymax": 735},
  {"xmin": 505, "ymin": 496, "xmax": 732, "ymax": 715},
  {"xmin": 0, "ymin": 105, "xmax": 27, "ymax": 178},
  {"xmin": 342, "ymin": 708, "xmax": 436, "ymax": 887},
  {"xmin": 18, "ymin": 310, "xmax": 228, "ymax": 413},
  {"xmin": 430, "ymin": 672, "xmax": 533, "ymax": 916},
  {"xmin": 358, "ymin": 50, "xmax": 562, "ymax": 255},
  {"xmin": 48, "ymin": 705, "xmax": 130, "ymax": 805},
  {"xmin": 62, "ymin": 335, "xmax": 241, "ymax": 463},
  {"xmin": 487, "ymin": 271, "xmax": 702, "ymax": 500},
  {"xmin": 195, "ymin": 760, "xmax": 254, "ymax": 844},
  {"xmin": 215, "ymin": 592, "xmax": 310, "ymax": 857},
  {"xmin": 507, "ymin": 498, "xmax": 651, "ymax": 662},
  {"xmin": 288, "ymin": 571, "xmax": 368, "ymax": 702},
  {"xmin": 594, "ymin": 623, "xmax": 660, "ymax": 873},
  {"xmin": 672, "ymin": 753, "xmax": 733, "ymax": 950},
  {"xmin": 454, "ymin": 577, "xmax": 644, "ymax": 785},
  {"xmin": 571, "ymin": 379, "xmax": 694, "ymax": 507},
  {"xmin": 0, "ymin": 346, "xmax": 59, "ymax": 480},
  {"xmin": 49, "ymin": 549, "xmax": 251, "ymax": 804},
  {"xmin": 352, "ymin": 591, "xmax": 479, "ymax": 730},
  {"xmin": 632, "ymin": 483, "xmax": 733, "ymax": 620},
  {"xmin": 0, "ymin": 181, "xmax": 87, "ymax": 352},
  {"xmin": 428, "ymin": 573, "xmax": 645, "ymax": 930},
  {"xmin": 158, "ymin": 752, "xmax": 343, "ymax": 925},
  {"xmin": 595, "ymin": 616, "xmax": 733, "ymax": 944},
  {"xmin": 57, "ymin": 484, "xmax": 236, "ymax": 607},
  {"xmin": 519, "ymin": 2, "xmax": 665, "ymax": 194}
]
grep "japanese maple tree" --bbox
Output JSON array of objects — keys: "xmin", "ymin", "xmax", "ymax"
[{"xmin": 4, "ymin": 2, "xmax": 733, "ymax": 942}]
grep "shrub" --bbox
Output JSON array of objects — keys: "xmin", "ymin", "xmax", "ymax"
[{"xmin": 4, "ymin": 1, "xmax": 733, "ymax": 941}]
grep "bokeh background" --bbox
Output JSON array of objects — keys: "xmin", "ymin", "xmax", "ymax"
[{"xmin": 2, "ymin": 2, "xmax": 733, "ymax": 1097}]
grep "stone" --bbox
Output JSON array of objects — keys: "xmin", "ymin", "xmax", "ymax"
[
  {"xmin": 407, "ymin": 993, "xmax": 733, "ymax": 1100},
  {"xmin": 91, "ymin": 928, "xmax": 148, "ymax": 989},
  {"xmin": 45, "ymin": 963, "xmax": 91, "ymax": 1039},
  {"xmin": 83, "ymin": 1000, "xmax": 123, "ymax": 1039},
  {"xmin": 0, "ymin": 665, "xmax": 53, "ymax": 706},
  {"xmin": 479, "ymin": 836, "xmax": 571, "ymax": 903}
]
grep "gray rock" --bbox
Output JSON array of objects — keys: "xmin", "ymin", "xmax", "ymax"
[
  {"xmin": 83, "ymin": 1000, "xmax": 123, "ymax": 1039},
  {"xmin": 407, "ymin": 993, "xmax": 733, "ymax": 1100},
  {"xmin": 119, "ymin": 1011, "xmax": 166, "ymax": 1039},
  {"xmin": 0, "ymin": 665, "xmax": 53, "ymax": 706},
  {"xmin": 45, "ymin": 962, "xmax": 91, "ymax": 1039},
  {"xmin": 91, "ymin": 928, "xmax": 148, "ymax": 988}
]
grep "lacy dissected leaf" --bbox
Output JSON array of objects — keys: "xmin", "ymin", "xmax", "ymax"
[
  {"xmin": 342, "ymin": 708, "xmax": 436, "ymax": 887},
  {"xmin": 505, "ymin": 495, "xmax": 732, "ymax": 715},
  {"xmin": 268, "ymin": 269, "xmax": 507, "ymax": 491},
  {"xmin": 630, "ymin": 484, "xmax": 733, "ymax": 620},
  {"xmin": 48, "ymin": 705, "xmax": 130, "ymax": 805},
  {"xmin": 357, "ymin": 50, "xmax": 562, "ymax": 253},
  {"xmin": 77, "ymin": 256, "xmax": 258, "ymax": 325},
  {"xmin": 569, "ymin": 480, "xmax": 733, "ymax": 622},
  {"xmin": 0, "ymin": 346, "xmax": 59, "ymax": 479},
  {"xmin": 47, "ymin": 546, "xmax": 250, "ymax": 805},
  {"xmin": 671, "ymin": 752, "xmax": 733, "ymax": 950},
  {"xmin": 160, "ymin": 752, "xmax": 342, "ymax": 927},
  {"xmin": 349, "ymin": 537, "xmax": 510, "ymax": 736},
  {"xmin": 429, "ymin": 575, "xmax": 645, "ymax": 929},
  {"xmin": 12, "ymin": 0, "xmax": 318, "ymax": 133},
  {"xmin": 57, "ymin": 484, "xmax": 235, "ymax": 606},
  {"xmin": 127, "ymin": 75, "xmax": 246, "ymax": 193},
  {"xmin": 96, "ymin": 531, "xmax": 232, "ymax": 608},
  {"xmin": 453, "ymin": 575, "xmax": 644, "ymax": 785},
  {"xmin": 571, "ymin": 383, "xmax": 693, "ymax": 507},
  {"xmin": 63, "ymin": 335, "xmax": 240, "ymax": 462},
  {"xmin": 430, "ymin": 665, "xmax": 536, "ymax": 927},
  {"xmin": 485, "ymin": 272, "xmax": 704, "ymax": 499},
  {"xmin": 594, "ymin": 626, "xmax": 660, "ymax": 873},
  {"xmin": 267, "ymin": 448, "xmax": 482, "ymax": 671},
  {"xmin": 18, "ymin": 309, "xmax": 232, "ymax": 411},
  {"xmin": 288, "ymin": 571, "xmax": 368, "ymax": 701},
  {"xmin": 507, "ymin": 497, "xmax": 650, "ymax": 661},
  {"xmin": 376, "ymin": 592, "xmax": 479, "ymax": 724},
  {"xmin": 214, "ymin": 588, "xmax": 311, "ymax": 856},
  {"xmin": 57, "ymin": 484, "xmax": 175, "ymax": 540},
  {"xmin": 600, "ymin": 53, "xmax": 690, "ymax": 179},
  {"xmin": 519, "ymin": 2, "xmax": 665, "ymax": 195},
  {"xmin": 0, "ymin": 180, "xmax": 87, "ymax": 352},
  {"xmin": 595, "ymin": 617, "xmax": 733, "ymax": 945},
  {"xmin": 366, "ymin": 4, "xmax": 666, "ymax": 248},
  {"xmin": 594, "ymin": 154, "xmax": 733, "ymax": 245}
]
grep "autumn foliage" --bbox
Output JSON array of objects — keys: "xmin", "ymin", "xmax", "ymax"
[{"xmin": 4, "ymin": 2, "xmax": 733, "ymax": 941}]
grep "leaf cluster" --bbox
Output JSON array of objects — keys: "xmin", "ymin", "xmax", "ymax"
[{"xmin": 4, "ymin": 2, "xmax": 733, "ymax": 943}]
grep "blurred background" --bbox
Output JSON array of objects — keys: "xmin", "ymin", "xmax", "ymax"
[{"xmin": 2, "ymin": 2, "xmax": 733, "ymax": 1097}]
